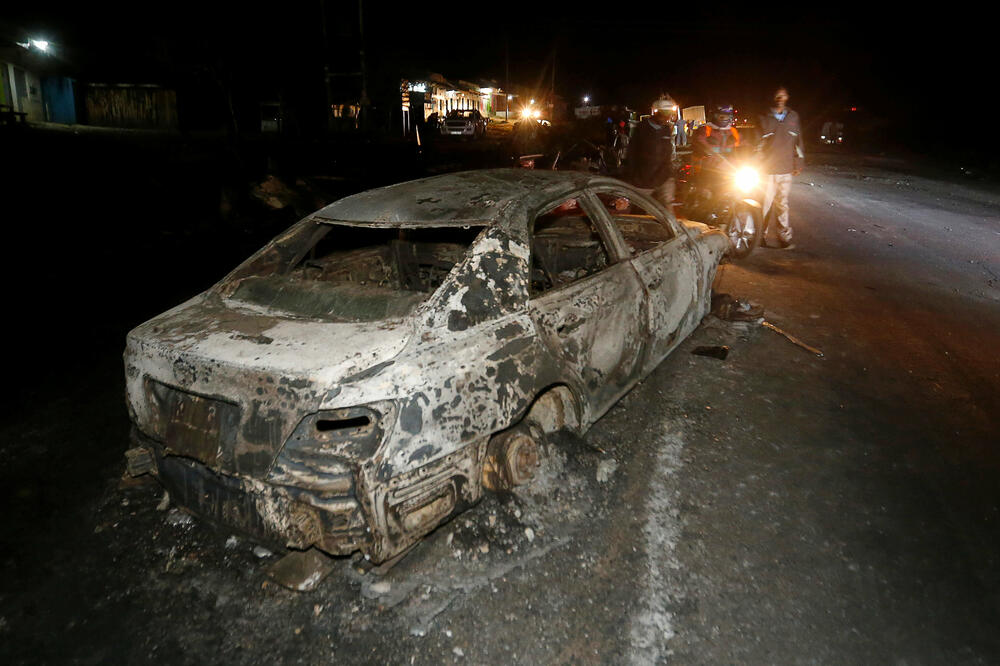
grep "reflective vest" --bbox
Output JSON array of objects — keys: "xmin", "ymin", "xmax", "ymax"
[{"xmin": 704, "ymin": 125, "xmax": 741, "ymax": 150}]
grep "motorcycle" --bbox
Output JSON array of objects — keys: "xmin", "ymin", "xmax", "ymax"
[{"xmin": 676, "ymin": 152, "xmax": 764, "ymax": 259}]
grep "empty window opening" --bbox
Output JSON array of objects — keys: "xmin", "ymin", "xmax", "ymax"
[
  {"xmin": 530, "ymin": 199, "xmax": 611, "ymax": 296},
  {"xmin": 596, "ymin": 191, "xmax": 675, "ymax": 253},
  {"xmin": 225, "ymin": 222, "xmax": 483, "ymax": 322}
]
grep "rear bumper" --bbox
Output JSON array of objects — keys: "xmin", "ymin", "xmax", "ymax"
[
  {"xmin": 130, "ymin": 428, "xmax": 369, "ymax": 555},
  {"xmin": 129, "ymin": 424, "xmax": 488, "ymax": 563}
]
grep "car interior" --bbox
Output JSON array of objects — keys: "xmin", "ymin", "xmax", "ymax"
[
  {"xmin": 530, "ymin": 200, "xmax": 611, "ymax": 295},
  {"xmin": 227, "ymin": 225, "xmax": 482, "ymax": 321}
]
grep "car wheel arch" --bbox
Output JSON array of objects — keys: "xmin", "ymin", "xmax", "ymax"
[{"xmin": 524, "ymin": 383, "xmax": 583, "ymax": 434}]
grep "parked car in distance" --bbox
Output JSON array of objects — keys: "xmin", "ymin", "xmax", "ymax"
[
  {"xmin": 442, "ymin": 109, "xmax": 487, "ymax": 139},
  {"xmin": 122, "ymin": 169, "xmax": 728, "ymax": 565}
]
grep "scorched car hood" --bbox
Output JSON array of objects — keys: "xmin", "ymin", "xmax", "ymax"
[{"xmin": 123, "ymin": 292, "xmax": 414, "ymax": 477}]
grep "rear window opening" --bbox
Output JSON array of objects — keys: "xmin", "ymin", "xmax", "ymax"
[{"xmin": 226, "ymin": 223, "xmax": 483, "ymax": 322}]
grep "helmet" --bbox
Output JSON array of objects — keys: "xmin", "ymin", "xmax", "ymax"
[{"xmin": 713, "ymin": 104, "xmax": 734, "ymax": 128}]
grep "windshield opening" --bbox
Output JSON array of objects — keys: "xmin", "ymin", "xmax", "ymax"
[{"xmin": 225, "ymin": 223, "xmax": 483, "ymax": 322}]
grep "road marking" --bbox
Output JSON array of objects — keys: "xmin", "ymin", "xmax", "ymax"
[{"xmin": 629, "ymin": 430, "xmax": 685, "ymax": 665}]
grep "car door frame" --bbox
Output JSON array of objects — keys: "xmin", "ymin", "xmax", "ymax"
[
  {"xmin": 525, "ymin": 190, "xmax": 650, "ymax": 425},
  {"xmin": 585, "ymin": 183, "xmax": 705, "ymax": 374}
]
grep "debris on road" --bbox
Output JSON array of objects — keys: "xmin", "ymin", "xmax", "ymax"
[
  {"xmin": 691, "ymin": 345, "xmax": 730, "ymax": 360},
  {"xmin": 165, "ymin": 508, "xmax": 193, "ymax": 527},
  {"xmin": 266, "ymin": 548, "xmax": 337, "ymax": 592},
  {"xmin": 363, "ymin": 580, "xmax": 392, "ymax": 599},
  {"xmin": 596, "ymin": 458, "xmax": 619, "ymax": 483},
  {"xmin": 761, "ymin": 321, "xmax": 824, "ymax": 358},
  {"xmin": 712, "ymin": 293, "xmax": 764, "ymax": 322}
]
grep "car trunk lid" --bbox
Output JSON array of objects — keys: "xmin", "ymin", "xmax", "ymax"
[{"xmin": 124, "ymin": 293, "xmax": 412, "ymax": 477}]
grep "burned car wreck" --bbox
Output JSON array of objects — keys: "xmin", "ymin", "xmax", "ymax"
[{"xmin": 123, "ymin": 169, "xmax": 727, "ymax": 565}]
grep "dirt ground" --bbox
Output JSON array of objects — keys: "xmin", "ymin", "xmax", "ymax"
[{"xmin": 1, "ymin": 142, "xmax": 998, "ymax": 664}]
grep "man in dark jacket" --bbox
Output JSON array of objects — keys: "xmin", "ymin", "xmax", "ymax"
[
  {"xmin": 757, "ymin": 87, "xmax": 804, "ymax": 248},
  {"xmin": 623, "ymin": 97, "xmax": 677, "ymax": 207}
]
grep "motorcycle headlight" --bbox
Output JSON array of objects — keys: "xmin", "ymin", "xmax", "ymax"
[{"xmin": 734, "ymin": 167, "xmax": 760, "ymax": 192}]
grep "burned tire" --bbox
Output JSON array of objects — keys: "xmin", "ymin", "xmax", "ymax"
[
  {"xmin": 726, "ymin": 203, "xmax": 762, "ymax": 260},
  {"xmin": 483, "ymin": 423, "xmax": 543, "ymax": 492}
]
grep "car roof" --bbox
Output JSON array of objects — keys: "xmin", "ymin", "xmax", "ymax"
[{"xmin": 310, "ymin": 169, "xmax": 607, "ymax": 228}]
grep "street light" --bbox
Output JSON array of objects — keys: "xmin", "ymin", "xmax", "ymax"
[{"xmin": 17, "ymin": 38, "xmax": 52, "ymax": 54}]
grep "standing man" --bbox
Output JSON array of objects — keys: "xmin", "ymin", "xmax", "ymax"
[
  {"xmin": 758, "ymin": 87, "xmax": 804, "ymax": 249},
  {"xmin": 623, "ymin": 96, "xmax": 677, "ymax": 208}
]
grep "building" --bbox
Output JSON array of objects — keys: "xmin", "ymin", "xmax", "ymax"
[
  {"xmin": 1, "ymin": 40, "xmax": 77, "ymax": 125},
  {"xmin": 401, "ymin": 73, "xmax": 514, "ymax": 134}
]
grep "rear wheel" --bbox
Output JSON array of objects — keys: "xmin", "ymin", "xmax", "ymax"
[
  {"xmin": 483, "ymin": 423, "xmax": 543, "ymax": 491},
  {"xmin": 726, "ymin": 203, "xmax": 762, "ymax": 259}
]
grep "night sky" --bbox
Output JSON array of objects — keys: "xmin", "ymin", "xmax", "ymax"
[{"xmin": 2, "ymin": 2, "xmax": 986, "ymax": 150}]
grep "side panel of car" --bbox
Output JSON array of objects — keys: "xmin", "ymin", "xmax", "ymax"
[
  {"xmin": 631, "ymin": 236, "xmax": 701, "ymax": 373},
  {"xmin": 528, "ymin": 266, "xmax": 646, "ymax": 422}
]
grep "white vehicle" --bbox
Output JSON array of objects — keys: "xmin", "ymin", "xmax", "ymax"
[
  {"xmin": 441, "ymin": 109, "xmax": 487, "ymax": 138},
  {"xmin": 123, "ymin": 170, "xmax": 727, "ymax": 564}
]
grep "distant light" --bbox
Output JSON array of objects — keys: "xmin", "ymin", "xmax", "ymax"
[
  {"xmin": 30, "ymin": 39, "xmax": 50, "ymax": 53},
  {"xmin": 507, "ymin": 95, "xmax": 513, "ymax": 100},
  {"xmin": 532, "ymin": 109, "xmax": 541, "ymax": 119},
  {"xmin": 408, "ymin": 82, "xmax": 427, "ymax": 93},
  {"xmin": 530, "ymin": 98, "xmax": 535, "ymax": 104},
  {"xmin": 479, "ymin": 87, "xmax": 493, "ymax": 94},
  {"xmin": 821, "ymin": 135, "xmax": 826, "ymax": 139},
  {"xmin": 850, "ymin": 106, "xmax": 857, "ymax": 112},
  {"xmin": 583, "ymin": 96, "xmax": 590, "ymax": 104}
]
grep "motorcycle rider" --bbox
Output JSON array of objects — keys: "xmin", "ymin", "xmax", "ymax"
[
  {"xmin": 692, "ymin": 103, "xmax": 741, "ymax": 171},
  {"xmin": 623, "ymin": 96, "xmax": 677, "ymax": 207}
]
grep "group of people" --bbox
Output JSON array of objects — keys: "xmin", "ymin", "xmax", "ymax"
[{"xmin": 623, "ymin": 87, "xmax": 803, "ymax": 249}]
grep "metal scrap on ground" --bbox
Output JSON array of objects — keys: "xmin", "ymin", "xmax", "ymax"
[{"xmin": 761, "ymin": 320, "xmax": 825, "ymax": 357}]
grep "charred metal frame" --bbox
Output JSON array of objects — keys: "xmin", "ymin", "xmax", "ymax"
[{"xmin": 124, "ymin": 170, "xmax": 727, "ymax": 564}]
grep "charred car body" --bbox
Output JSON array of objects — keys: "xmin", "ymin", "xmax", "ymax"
[{"xmin": 124, "ymin": 169, "xmax": 727, "ymax": 564}]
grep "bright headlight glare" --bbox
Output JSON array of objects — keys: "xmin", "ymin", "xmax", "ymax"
[{"xmin": 734, "ymin": 167, "xmax": 759, "ymax": 192}]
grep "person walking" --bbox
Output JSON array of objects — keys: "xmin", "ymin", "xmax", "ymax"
[
  {"xmin": 757, "ymin": 87, "xmax": 804, "ymax": 249},
  {"xmin": 623, "ymin": 96, "xmax": 677, "ymax": 208}
]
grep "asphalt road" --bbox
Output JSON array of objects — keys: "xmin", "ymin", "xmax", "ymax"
[{"xmin": 1, "ymin": 150, "xmax": 998, "ymax": 664}]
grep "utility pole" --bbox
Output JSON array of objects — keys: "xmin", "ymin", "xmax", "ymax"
[
  {"xmin": 358, "ymin": 0, "xmax": 370, "ymax": 130},
  {"xmin": 505, "ymin": 34, "xmax": 510, "ymax": 122},
  {"xmin": 550, "ymin": 40, "xmax": 556, "ymax": 118},
  {"xmin": 320, "ymin": 0, "xmax": 333, "ymax": 131}
]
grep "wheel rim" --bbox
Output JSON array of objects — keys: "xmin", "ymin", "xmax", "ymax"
[{"xmin": 504, "ymin": 432, "xmax": 539, "ymax": 486}]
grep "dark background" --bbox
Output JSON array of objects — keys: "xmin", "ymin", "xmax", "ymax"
[{"xmin": 2, "ymin": 2, "xmax": 990, "ymax": 159}]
